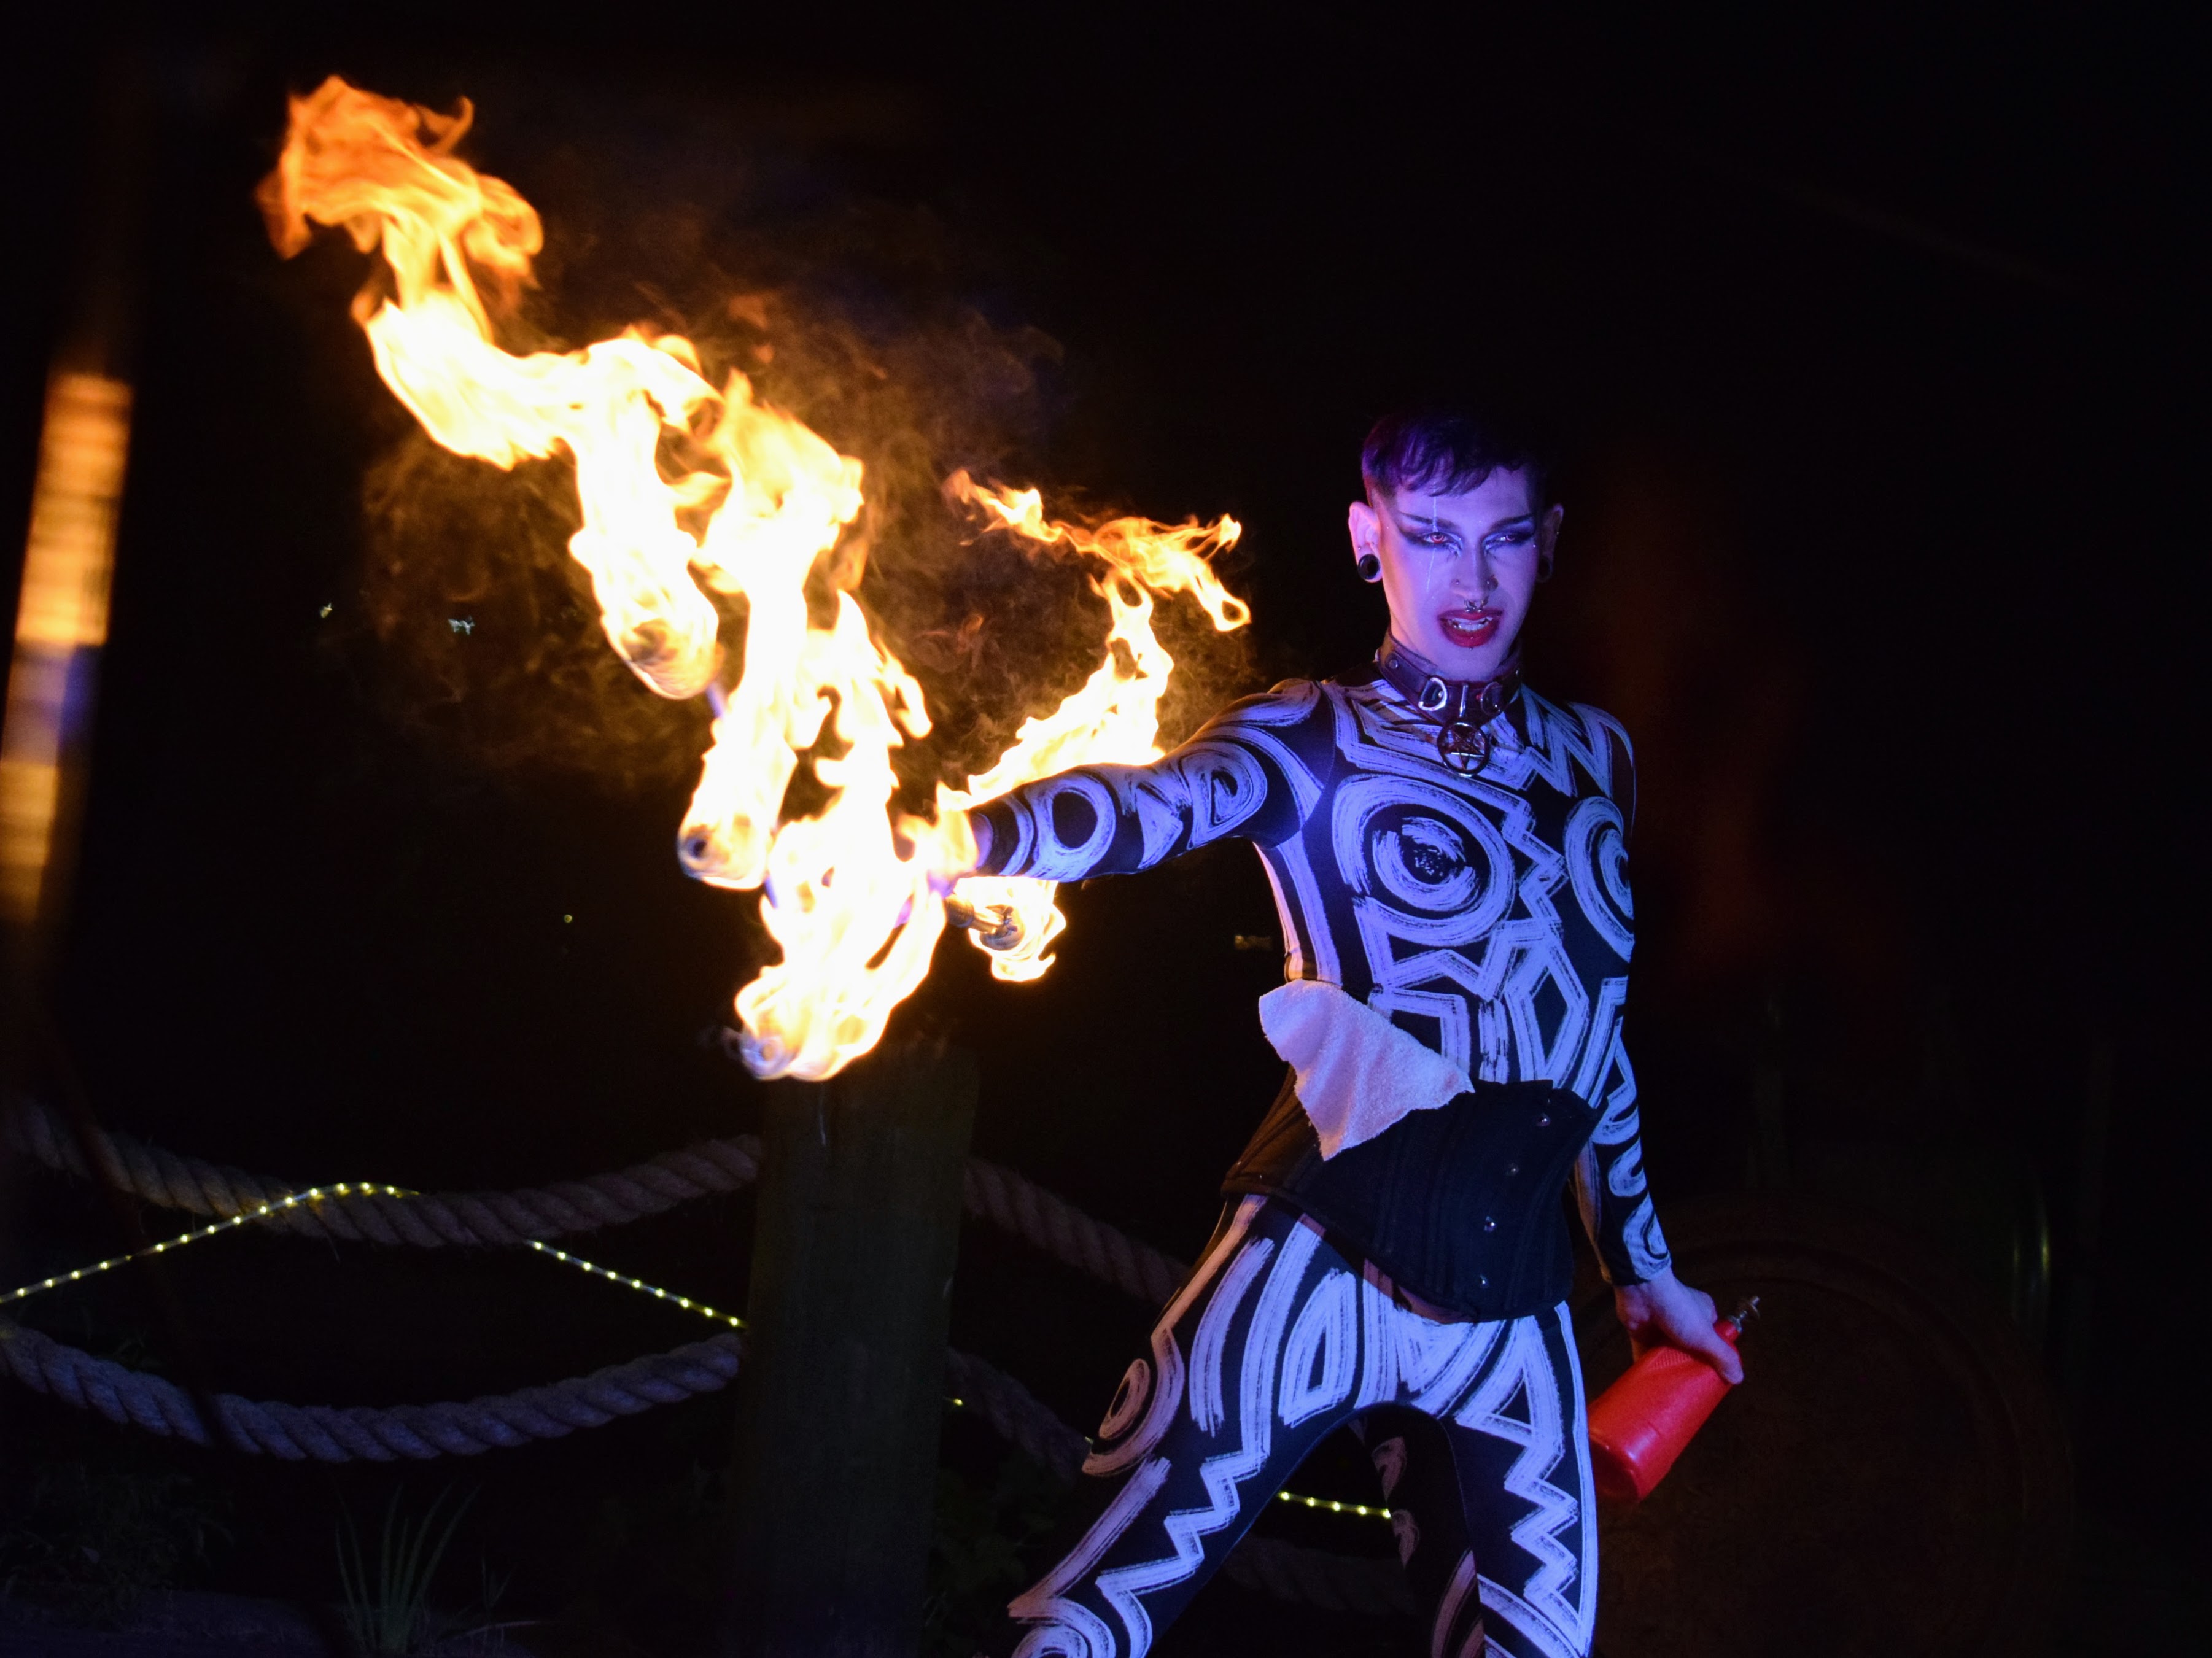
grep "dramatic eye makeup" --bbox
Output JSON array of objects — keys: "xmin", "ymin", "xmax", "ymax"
[
  {"xmin": 1480, "ymin": 519, "xmax": 1538, "ymax": 556},
  {"xmin": 1392, "ymin": 512, "xmax": 1464, "ymax": 551},
  {"xmin": 1390, "ymin": 511, "xmax": 1537, "ymax": 557}
]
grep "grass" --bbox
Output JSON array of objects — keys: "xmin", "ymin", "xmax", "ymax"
[{"xmin": 336, "ymin": 1486, "xmax": 475, "ymax": 1655}]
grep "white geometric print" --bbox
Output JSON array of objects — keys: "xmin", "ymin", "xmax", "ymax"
[
  {"xmin": 1455, "ymin": 1316, "xmax": 1594, "ymax": 1658},
  {"xmin": 1089, "ymin": 1223, "xmax": 1321, "ymax": 1657},
  {"xmin": 1188, "ymin": 1236, "xmax": 1274, "ymax": 1435},
  {"xmin": 986, "ymin": 675, "xmax": 1641, "ymax": 1114},
  {"xmin": 980, "ymin": 665, "xmax": 1669, "ymax": 1296},
  {"xmin": 1097, "ymin": 1358, "xmax": 1151, "ymax": 1442},
  {"xmin": 1009, "ymin": 1454, "xmax": 1170, "ymax": 1658},
  {"xmin": 1564, "ymin": 796, "xmax": 1633, "ymax": 961},
  {"xmin": 1084, "ymin": 1199, "xmax": 1262, "ymax": 1478},
  {"xmin": 1276, "ymin": 1268, "xmax": 1359, "ymax": 1426},
  {"xmin": 1356, "ymin": 1273, "xmax": 1499, "ymax": 1414},
  {"xmin": 999, "ymin": 1195, "xmax": 1599, "ymax": 1658}
]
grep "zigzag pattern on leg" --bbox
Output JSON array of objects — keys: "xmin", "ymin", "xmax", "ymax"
[
  {"xmin": 1457, "ymin": 1316, "xmax": 1591, "ymax": 1658},
  {"xmin": 1090, "ymin": 1222, "xmax": 1322, "ymax": 1657}
]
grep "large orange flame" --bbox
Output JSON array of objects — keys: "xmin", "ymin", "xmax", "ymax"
[{"xmin": 262, "ymin": 77, "xmax": 1250, "ymax": 1079}]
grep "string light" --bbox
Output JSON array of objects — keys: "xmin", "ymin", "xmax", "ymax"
[
  {"xmin": 1273, "ymin": 1490, "xmax": 1392, "ymax": 1521},
  {"xmin": 529, "ymin": 1249, "xmax": 1381, "ymax": 1528},
  {"xmin": 6, "ymin": 1180, "xmax": 1377, "ymax": 1524},
  {"xmin": 934, "ymin": 1397, "xmax": 1389, "ymax": 1522},
  {"xmin": 0, "ymin": 1180, "xmax": 415, "ymax": 1309},
  {"xmin": 0, "ymin": 1174, "xmax": 745, "ymax": 1336},
  {"xmin": 524, "ymin": 1241, "xmax": 743, "ymax": 1329}
]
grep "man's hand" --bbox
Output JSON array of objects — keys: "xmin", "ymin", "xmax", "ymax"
[
  {"xmin": 927, "ymin": 813, "xmax": 989, "ymax": 897},
  {"xmin": 894, "ymin": 812, "xmax": 986, "ymax": 901},
  {"xmin": 1613, "ymin": 1268, "xmax": 1744, "ymax": 1385}
]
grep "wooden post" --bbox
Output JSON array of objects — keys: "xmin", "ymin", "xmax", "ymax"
[{"xmin": 727, "ymin": 1043, "xmax": 978, "ymax": 1658}]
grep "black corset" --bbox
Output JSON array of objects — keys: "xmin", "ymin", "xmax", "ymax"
[{"xmin": 1224, "ymin": 1071, "xmax": 1601, "ymax": 1322}]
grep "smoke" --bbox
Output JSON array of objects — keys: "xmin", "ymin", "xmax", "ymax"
[
  {"xmin": 340, "ymin": 82, "xmax": 1255, "ymax": 806},
  {"xmin": 354, "ymin": 433, "xmax": 711, "ymax": 791},
  {"xmin": 710, "ymin": 281, "xmax": 1257, "ymax": 799}
]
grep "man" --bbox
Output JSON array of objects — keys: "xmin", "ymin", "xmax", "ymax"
[{"xmin": 964, "ymin": 406, "xmax": 1739, "ymax": 1658}]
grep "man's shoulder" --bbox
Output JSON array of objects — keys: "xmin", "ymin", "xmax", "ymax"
[
  {"xmin": 1189, "ymin": 679, "xmax": 1345, "ymax": 796},
  {"xmin": 1210, "ymin": 676, "xmax": 1332, "ymax": 728},
  {"xmin": 1537, "ymin": 688, "xmax": 1632, "ymax": 746},
  {"xmin": 1520, "ymin": 686, "xmax": 1637, "ymax": 799}
]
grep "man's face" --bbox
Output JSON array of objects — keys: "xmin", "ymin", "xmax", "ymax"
[{"xmin": 1346, "ymin": 467, "xmax": 1560, "ymax": 679}]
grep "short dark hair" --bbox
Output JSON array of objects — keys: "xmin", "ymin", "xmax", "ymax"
[{"xmin": 1360, "ymin": 405, "xmax": 1553, "ymax": 513}]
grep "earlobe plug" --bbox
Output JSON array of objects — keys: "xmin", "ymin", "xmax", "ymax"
[{"xmin": 1356, "ymin": 552, "xmax": 1382, "ymax": 582}]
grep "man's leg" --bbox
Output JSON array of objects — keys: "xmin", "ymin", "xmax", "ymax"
[
  {"xmin": 1360, "ymin": 1304, "xmax": 1598, "ymax": 1658},
  {"xmin": 985, "ymin": 1198, "xmax": 1364, "ymax": 1658},
  {"xmin": 1358, "ymin": 1404, "xmax": 1486, "ymax": 1655}
]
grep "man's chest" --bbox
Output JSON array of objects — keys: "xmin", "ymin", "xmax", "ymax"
[{"xmin": 1313, "ymin": 757, "xmax": 1585, "ymax": 946}]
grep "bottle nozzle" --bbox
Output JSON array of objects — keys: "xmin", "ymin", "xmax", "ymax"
[{"xmin": 1724, "ymin": 1295, "xmax": 1761, "ymax": 1335}]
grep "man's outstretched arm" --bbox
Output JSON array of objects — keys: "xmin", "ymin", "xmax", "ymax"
[{"xmin": 967, "ymin": 683, "xmax": 1323, "ymax": 881}]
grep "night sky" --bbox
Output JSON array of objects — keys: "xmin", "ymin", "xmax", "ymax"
[{"xmin": 1, "ymin": 9, "xmax": 2203, "ymax": 1652}]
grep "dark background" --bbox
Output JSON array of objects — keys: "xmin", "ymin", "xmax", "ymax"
[{"xmin": 1, "ymin": 6, "xmax": 2203, "ymax": 1653}]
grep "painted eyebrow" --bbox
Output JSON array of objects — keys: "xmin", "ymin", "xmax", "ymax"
[
  {"xmin": 1391, "ymin": 511, "xmax": 1537, "ymax": 538},
  {"xmin": 1391, "ymin": 510, "xmax": 1465, "ymax": 537}
]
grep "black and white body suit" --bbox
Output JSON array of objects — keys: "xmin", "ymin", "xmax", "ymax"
[{"xmin": 971, "ymin": 664, "xmax": 1670, "ymax": 1658}]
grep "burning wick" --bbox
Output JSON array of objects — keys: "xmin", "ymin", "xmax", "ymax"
[{"xmin": 944, "ymin": 894, "xmax": 1023, "ymax": 953}]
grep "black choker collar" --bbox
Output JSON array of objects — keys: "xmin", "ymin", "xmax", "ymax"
[{"xmin": 1374, "ymin": 642, "xmax": 1521, "ymax": 775}]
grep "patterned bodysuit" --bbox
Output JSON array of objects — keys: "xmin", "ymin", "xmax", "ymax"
[{"xmin": 971, "ymin": 664, "xmax": 1671, "ymax": 1658}]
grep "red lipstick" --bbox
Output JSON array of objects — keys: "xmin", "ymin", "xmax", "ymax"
[{"xmin": 1438, "ymin": 609, "xmax": 1500, "ymax": 649}]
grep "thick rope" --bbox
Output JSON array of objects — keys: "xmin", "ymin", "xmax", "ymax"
[
  {"xmin": 1, "ymin": 1316, "xmax": 1403, "ymax": 1614},
  {"xmin": 961, "ymin": 1157, "xmax": 1189, "ymax": 1304},
  {"xmin": 6, "ymin": 1099, "xmax": 761, "ymax": 1249},
  {"xmin": 8, "ymin": 1101, "xmax": 1186, "ymax": 1307},
  {"xmin": 8, "ymin": 1102, "xmax": 1402, "ymax": 1610},
  {"xmin": 0, "ymin": 1316, "xmax": 742, "ymax": 1462},
  {"xmin": 944, "ymin": 1346, "xmax": 1089, "ymax": 1483}
]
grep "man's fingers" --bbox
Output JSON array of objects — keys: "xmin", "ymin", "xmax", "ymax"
[
  {"xmin": 1616, "ymin": 1280, "xmax": 1745, "ymax": 1382},
  {"xmin": 1691, "ymin": 1326, "xmax": 1745, "ymax": 1385}
]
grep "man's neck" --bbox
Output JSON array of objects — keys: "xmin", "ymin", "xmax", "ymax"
[{"xmin": 1381, "ymin": 630, "xmax": 1519, "ymax": 690}]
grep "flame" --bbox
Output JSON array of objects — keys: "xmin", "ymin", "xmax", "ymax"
[
  {"xmin": 935, "ymin": 473, "xmax": 1243, "ymax": 982},
  {"xmin": 257, "ymin": 77, "xmax": 743, "ymax": 701},
  {"xmin": 262, "ymin": 77, "xmax": 1249, "ymax": 1078}
]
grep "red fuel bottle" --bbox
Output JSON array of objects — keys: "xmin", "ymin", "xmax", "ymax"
[{"xmin": 1586, "ymin": 1298, "xmax": 1758, "ymax": 1503}]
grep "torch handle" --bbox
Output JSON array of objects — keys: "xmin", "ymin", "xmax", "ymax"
[{"xmin": 943, "ymin": 894, "xmax": 1023, "ymax": 951}]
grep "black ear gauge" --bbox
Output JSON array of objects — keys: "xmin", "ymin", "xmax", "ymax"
[{"xmin": 1356, "ymin": 552, "xmax": 1382, "ymax": 582}]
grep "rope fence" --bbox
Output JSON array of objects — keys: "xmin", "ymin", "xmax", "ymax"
[
  {"xmin": 2, "ymin": 1098, "xmax": 1408, "ymax": 1616},
  {"xmin": 6, "ymin": 1099, "xmax": 763, "ymax": 1250},
  {"xmin": 0, "ymin": 1316, "xmax": 743, "ymax": 1461},
  {"xmin": 8, "ymin": 1099, "xmax": 1190, "ymax": 1300}
]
